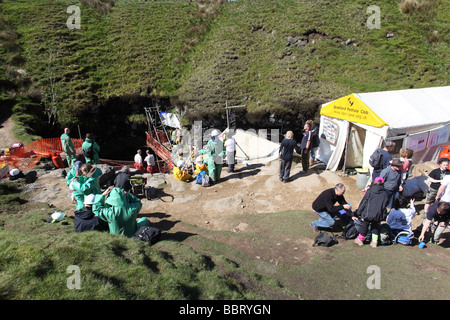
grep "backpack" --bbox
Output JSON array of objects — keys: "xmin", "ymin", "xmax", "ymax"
[
  {"xmin": 133, "ymin": 226, "xmax": 161, "ymax": 245},
  {"xmin": 196, "ymin": 171, "xmax": 206, "ymax": 184},
  {"xmin": 342, "ymin": 220, "xmax": 359, "ymax": 240},
  {"xmin": 312, "ymin": 232, "xmax": 338, "ymax": 247},
  {"xmin": 84, "ymin": 145, "xmax": 94, "ymax": 159},
  {"xmin": 369, "ymin": 148, "xmax": 383, "ymax": 169},
  {"xmin": 201, "ymin": 173, "xmax": 210, "ymax": 187},
  {"xmin": 379, "ymin": 224, "xmax": 394, "ymax": 246},
  {"xmin": 394, "ymin": 230, "xmax": 413, "ymax": 245},
  {"xmin": 310, "ymin": 125, "xmax": 320, "ymax": 148}
]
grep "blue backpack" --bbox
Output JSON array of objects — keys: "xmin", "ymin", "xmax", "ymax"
[{"xmin": 196, "ymin": 171, "xmax": 206, "ymax": 184}]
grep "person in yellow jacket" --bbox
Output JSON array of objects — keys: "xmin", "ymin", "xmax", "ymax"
[
  {"xmin": 92, "ymin": 186, "xmax": 150, "ymax": 237},
  {"xmin": 173, "ymin": 159, "xmax": 193, "ymax": 181}
]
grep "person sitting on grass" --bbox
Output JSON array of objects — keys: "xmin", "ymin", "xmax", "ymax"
[
  {"xmin": 386, "ymin": 195, "xmax": 416, "ymax": 236},
  {"xmin": 70, "ymin": 164, "xmax": 102, "ymax": 210},
  {"xmin": 92, "ymin": 186, "xmax": 150, "ymax": 237},
  {"xmin": 74, "ymin": 194, "xmax": 109, "ymax": 233}
]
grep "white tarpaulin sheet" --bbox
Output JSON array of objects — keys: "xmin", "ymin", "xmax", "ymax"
[{"xmin": 159, "ymin": 112, "xmax": 181, "ymax": 129}]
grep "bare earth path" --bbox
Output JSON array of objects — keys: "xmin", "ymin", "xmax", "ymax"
[{"xmin": 0, "ymin": 116, "xmax": 18, "ymax": 149}]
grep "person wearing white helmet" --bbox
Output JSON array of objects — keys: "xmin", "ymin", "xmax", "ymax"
[
  {"xmin": 173, "ymin": 158, "xmax": 193, "ymax": 181},
  {"xmin": 198, "ymin": 129, "xmax": 225, "ymax": 183},
  {"xmin": 74, "ymin": 194, "xmax": 108, "ymax": 233}
]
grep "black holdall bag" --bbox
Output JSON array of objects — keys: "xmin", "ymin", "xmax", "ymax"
[
  {"xmin": 312, "ymin": 232, "xmax": 339, "ymax": 247},
  {"xmin": 133, "ymin": 226, "xmax": 161, "ymax": 245}
]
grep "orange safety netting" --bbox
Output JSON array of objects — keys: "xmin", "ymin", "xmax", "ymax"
[{"xmin": 0, "ymin": 138, "xmax": 83, "ymax": 172}]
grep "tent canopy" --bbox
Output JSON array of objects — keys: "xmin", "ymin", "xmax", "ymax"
[
  {"xmin": 320, "ymin": 86, "xmax": 450, "ymax": 134},
  {"xmin": 317, "ymin": 86, "xmax": 450, "ymax": 172}
]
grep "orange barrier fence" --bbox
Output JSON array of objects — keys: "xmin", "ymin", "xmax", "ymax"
[
  {"xmin": 1, "ymin": 134, "xmax": 174, "ymax": 174},
  {"xmin": 0, "ymin": 138, "xmax": 83, "ymax": 172}
]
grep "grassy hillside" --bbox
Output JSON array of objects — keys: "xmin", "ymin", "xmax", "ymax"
[
  {"xmin": 0, "ymin": 182, "xmax": 293, "ymax": 300},
  {"xmin": 1, "ymin": 182, "xmax": 449, "ymax": 301},
  {"xmin": 0, "ymin": 0, "xmax": 449, "ymax": 143},
  {"xmin": 177, "ymin": 0, "xmax": 449, "ymax": 125}
]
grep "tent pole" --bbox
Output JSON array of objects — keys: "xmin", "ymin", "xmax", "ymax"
[{"xmin": 342, "ymin": 122, "xmax": 352, "ymax": 176}]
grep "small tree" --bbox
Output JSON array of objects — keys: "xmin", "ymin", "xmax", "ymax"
[{"xmin": 42, "ymin": 50, "xmax": 60, "ymax": 126}]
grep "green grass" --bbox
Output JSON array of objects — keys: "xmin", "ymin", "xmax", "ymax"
[
  {"xmin": 1, "ymin": 182, "xmax": 449, "ymax": 300},
  {"xmin": 177, "ymin": 0, "xmax": 449, "ymax": 124},
  {"xmin": 0, "ymin": 185, "xmax": 291, "ymax": 300},
  {"xmin": 0, "ymin": 0, "xmax": 449, "ymax": 147}
]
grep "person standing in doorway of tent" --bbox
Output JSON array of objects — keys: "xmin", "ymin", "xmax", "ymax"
[
  {"xmin": 134, "ymin": 149, "xmax": 145, "ymax": 172},
  {"xmin": 370, "ymin": 140, "xmax": 395, "ymax": 181},
  {"xmin": 61, "ymin": 128, "xmax": 76, "ymax": 168},
  {"xmin": 82, "ymin": 133, "xmax": 100, "ymax": 165},
  {"xmin": 423, "ymin": 158, "xmax": 449, "ymax": 216},
  {"xmin": 380, "ymin": 158, "xmax": 404, "ymax": 208},
  {"xmin": 300, "ymin": 122, "xmax": 312, "ymax": 174},
  {"xmin": 279, "ymin": 130, "xmax": 301, "ymax": 183},
  {"xmin": 306, "ymin": 119, "xmax": 320, "ymax": 168},
  {"xmin": 310, "ymin": 183, "xmax": 352, "ymax": 233}
]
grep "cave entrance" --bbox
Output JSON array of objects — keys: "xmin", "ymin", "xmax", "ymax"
[{"xmin": 76, "ymin": 94, "xmax": 172, "ymax": 162}]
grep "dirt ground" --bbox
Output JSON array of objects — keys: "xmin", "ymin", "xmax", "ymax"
[
  {"xmin": 18, "ymin": 157, "xmax": 447, "ymax": 268},
  {"xmin": 143, "ymin": 161, "xmax": 366, "ymax": 231},
  {"xmin": 0, "ymin": 116, "xmax": 17, "ymax": 150}
]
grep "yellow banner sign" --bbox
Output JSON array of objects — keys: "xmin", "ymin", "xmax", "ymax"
[{"xmin": 320, "ymin": 94, "xmax": 388, "ymax": 127}]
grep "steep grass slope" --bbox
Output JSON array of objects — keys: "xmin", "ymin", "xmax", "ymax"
[
  {"xmin": 0, "ymin": 0, "xmax": 448, "ymax": 140},
  {"xmin": 177, "ymin": 0, "xmax": 449, "ymax": 125}
]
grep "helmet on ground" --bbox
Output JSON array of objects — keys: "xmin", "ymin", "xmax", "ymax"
[{"xmin": 9, "ymin": 168, "xmax": 20, "ymax": 176}]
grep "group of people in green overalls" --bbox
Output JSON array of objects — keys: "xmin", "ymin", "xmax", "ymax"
[{"xmin": 61, "ymin": 128, "xmax": 150, "ymax": 237}]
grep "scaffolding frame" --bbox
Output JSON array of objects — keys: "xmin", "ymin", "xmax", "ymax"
[{"xmin": 144, "ymin": 103, "xmax": 175, "ymax": 173}]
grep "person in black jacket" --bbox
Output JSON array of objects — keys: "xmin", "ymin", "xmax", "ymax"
[
  {"xmin": 354, "ymin": 177, "xmax": 390, "ymax": 248},
  {"xmin": 279, "ymin": 130, "xmax": 301, "ymax": 183},
  {"xmin": 114, "ymin": 166, "xmax": 132, "ymax": 193},
  {"xmin": 310, "ymin": 183, "xmax": 351, "ymax": 232},
  {"xmin": 74, "ymin": 194, "xmax": 108, "ymax": 233}
]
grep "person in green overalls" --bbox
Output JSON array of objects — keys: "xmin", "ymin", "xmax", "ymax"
[
  {"xmin": 60, "ymin": 128, "xmax": 76, "ymax": 168},
  {"xmin": 92, "ymin": 186, "xmax": 150, "ymax": 237},
  {"xmin": 82, "ymin": 133, "xmax": 101, "ymax": 164},
  {"xmin": 198, "ymin": 129, "xmax": 226, "ymax": 183}
]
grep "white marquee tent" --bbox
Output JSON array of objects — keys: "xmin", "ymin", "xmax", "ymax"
[{"xmin": 316, "ymin": 86, "xmax": 450, "ymax": 172}]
